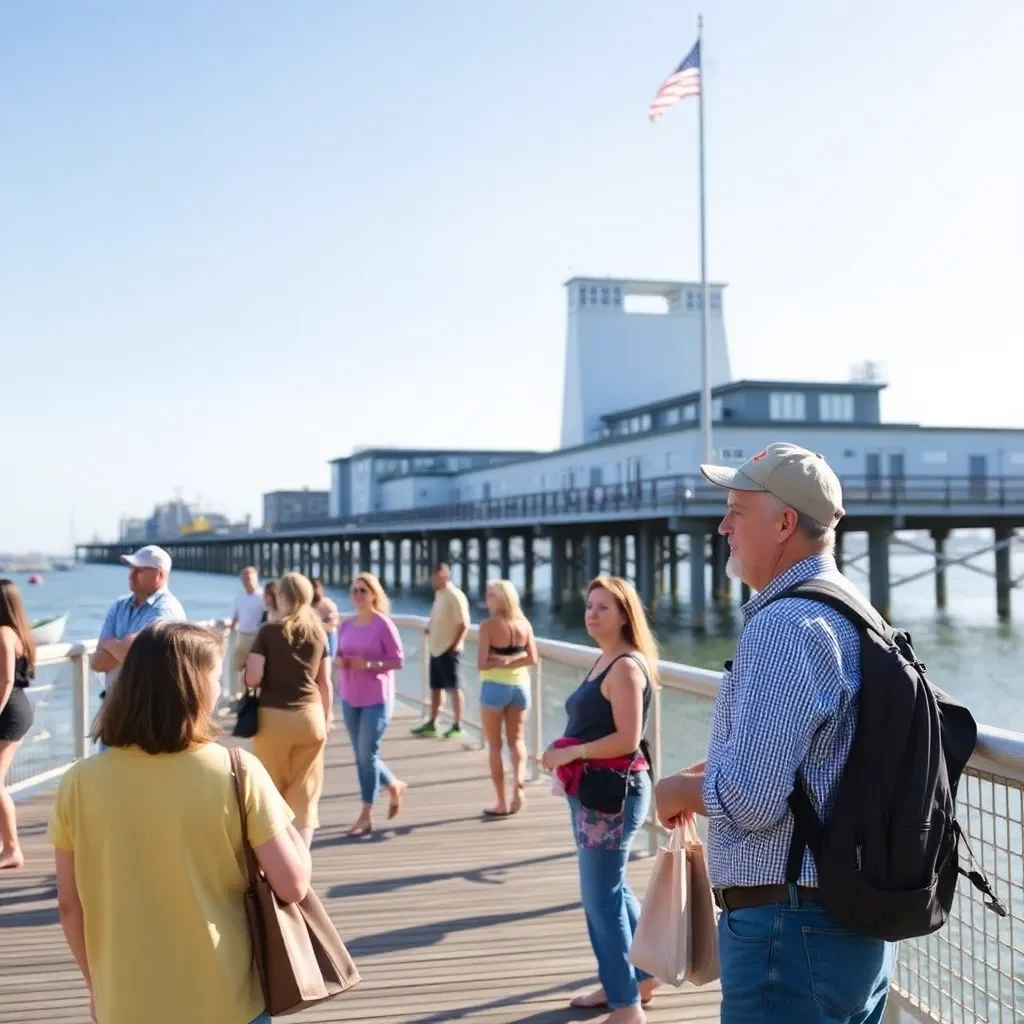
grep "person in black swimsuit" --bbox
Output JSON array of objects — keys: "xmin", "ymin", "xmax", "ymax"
[
  {"xmin": 0, "ymin": 579, "xmax": 37, "ymax": 870},
  {"xmin": 541, "ymin": 576, "xmax": 660, "ymax": 1024}
]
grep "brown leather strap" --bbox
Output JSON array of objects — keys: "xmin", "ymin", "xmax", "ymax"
[
  {"xmin": 713, "ymin": 884, "xmax": 821, "ymax": 912},
  {"xmin": 229, "ymin": 747, "xmax": 260, "ymax": 886}
]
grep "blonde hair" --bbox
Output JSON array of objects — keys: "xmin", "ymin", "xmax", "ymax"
[
  {"xmin": 586, "ymin": 576, "xmax": 660, "ymax": 687},
  {"xmin": 486, "ymin": 579, "xmax": 524, "ymax": 622},
  {"xmin": 277, "ymin": 572, "xmax": 325, "ymax": 648},
  {"xmin": 353, "ymin": 572, "xmax": 391, "ymax": 615}
]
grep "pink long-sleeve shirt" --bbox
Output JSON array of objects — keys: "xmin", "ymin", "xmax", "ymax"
[{"xmin": 336, "ymin": 614, "xmax": 404, "ymax": 707}]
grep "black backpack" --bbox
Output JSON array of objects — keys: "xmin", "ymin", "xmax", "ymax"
[{"xmin": 759, "ymin": 579, "xmax": 1006, "ymax": 942}]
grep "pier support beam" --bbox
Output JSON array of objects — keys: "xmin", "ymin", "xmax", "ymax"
[
  {"xmin": 868, "ymin": 525, "xmax": 892, "ymax": 622},
  {"xmin": 584, "ymin": 532, "xmax": 600, "ymax": 587},
  {"xmin": 478, "ymin": 536, "xmax": 489, "ymax": 602},
  {"xmin": 523, "ymin": 535, "xmax": 535, "ymax": 600},
  {"xmin": 392, "ymin": 539, "xmax": 403, "ymax": 591},
  {"xmin": 550, "ymin": 534, "xmax": 565, "ymax": 611},
  {"xmin": 637, "ymin": 526, "xmax": 656, "ymax": 610},
  {"xmin": 995, "ymin": 524, "xmax": 1012, "ymax": 621},
  {"xmin": 689, "ymin": 531, "xmax": 707, "ymax": 631},
  {"xmin": 668, "ymin": 536, "xmax": 679, "ymax": 599},
  {"xmin": 712, "ymin": 534, "xmax": 729, "ymax": 602},
  {"xmin": 499, "ymin": 535, "xmax": 511, "ymax": 581},
  {"xmin": 610, "ymin": 536, "xmax": 623, "ymax": 577},
  {"xmin": 459, "ymin": 538, "xmax": 471, "ymax": 592},
  {"xmin": 932, "ymin": 529, "xmax": 949, "ymax": 610}
]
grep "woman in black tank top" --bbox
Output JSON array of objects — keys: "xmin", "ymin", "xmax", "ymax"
[
  {"xmin": 541, "ymin": 577, "xmax": 660, "ymax": 1023},
  {"xmin": 0, "ymin": 579, "xmax": 37, "ymax": 870}
]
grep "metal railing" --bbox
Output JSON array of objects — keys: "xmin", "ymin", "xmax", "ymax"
[{"xmin": 11, "ymin": 616, "xmax": 1023, "ymax": 1022}]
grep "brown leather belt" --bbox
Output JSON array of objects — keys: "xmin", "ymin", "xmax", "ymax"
[{"xmin": 713, "ymin": 884, "xmax": 821, "ymax": 912}]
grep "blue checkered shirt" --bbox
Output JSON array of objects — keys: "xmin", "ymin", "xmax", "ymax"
[{"xmin": 702, "ymin": 554, "xmax": 863, "ymax": 888}]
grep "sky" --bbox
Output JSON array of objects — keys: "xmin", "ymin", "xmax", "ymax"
[{"xmin": 2, "ymin": 1, "xmax": 1021, "ymax": 552}]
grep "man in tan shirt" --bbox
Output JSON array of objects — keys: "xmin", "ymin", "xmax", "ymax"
[{"xmin": 411, "ymin": 563, "xmax": 470, "ymax": 739}]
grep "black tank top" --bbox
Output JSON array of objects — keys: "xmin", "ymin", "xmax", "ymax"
[
  {"xmin": 564, "ymin": 653, "xmax": 651, "ymax": 744},
  {"xmin": 14, "ymin": 655, "xmax": 32, "ymax": 689},
  {"xmin": 489, "ymin": 620, "xmax": 527, "ymax": 656}
]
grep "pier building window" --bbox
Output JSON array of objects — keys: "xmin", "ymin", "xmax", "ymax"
[
  {"xmin": 682, "ymin": 403, "xmax": 697, "ymax": 421},
  {"xmin": 663, "ymin": 406, "xmax": 681, "ymax": 426},
  {"xmin": 601, "ymin": 286, "xmax": 610, "ymax": 305},
  {"xmin": 710, "ymin": 291, "xmax": 721, "ymax": 311},
  {"xmin": 579, "ymin": 285, "xmax": 587, "ymax": 306},
  {"xmin": 589, "ymin": 286, "xmax": 598, "ymax": 304},
  {"xmin": 769, "ymin": 392, "xmax": 806, "ymax": 421},
  {"xmin": 685, "ymin": 291, "xmax": 694, "ymax": 310},
  {"xmin": 640, "ymin": 413, "xmax": 652, "ymax": 431},
  {"xmin": 818, "ymin": 393, "xmax": 854, "ymax": 422},
  {"xmin": 711, "ymin": 397, "xmax": 724, "ymax": 421},
  {"xmin": 721, "ymin": 448, "xmax": 745, "ymax": 461},
  {"xmin": 612, "ymin": 286, "xmax": 622, "ymax": 306},
  {"xmin": 922, "ymin": 451, "xmax": 949, "ymax": 466}
]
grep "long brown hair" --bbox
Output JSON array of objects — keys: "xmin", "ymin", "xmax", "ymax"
[
  {"xmin": 586, "ymin": 576, "xmax": 661, "ymax": 687},
  {"xmin": 0, "ymin": 579, "xmax": 35, "ymax": 673},
  {"xmin": 92, "ymin": 621, "xmax": 222, "ymax": 753},
  {"xmin": 278, "ymin": 572, "xmax": 325, "ymax": 647}
]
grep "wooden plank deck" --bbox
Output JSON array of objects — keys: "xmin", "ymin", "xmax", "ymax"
[{"xmin": 0, "ymin": 704, "xmax": 721, "ymax": 1023}]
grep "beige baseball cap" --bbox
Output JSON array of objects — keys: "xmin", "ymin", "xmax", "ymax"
[{"xmin": 700, "ymin": 442, "xmax": 845, "ymax": 527}]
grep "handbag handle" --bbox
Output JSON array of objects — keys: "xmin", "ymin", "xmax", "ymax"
[{"xmin": 229, "ymin": 747, "xmax": 262, "ymax": 888}]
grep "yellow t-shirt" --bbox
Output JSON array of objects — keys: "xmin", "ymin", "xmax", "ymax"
[
  {"xmin": 427, "ymin": 583, "xmax": 470, "ymax": 657},
  {"xmin": 48, "ymin": 743, "xmax": 293, "ymax": 1024}
]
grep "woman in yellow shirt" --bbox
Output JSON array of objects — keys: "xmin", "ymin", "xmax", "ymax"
[
  {"xmin": 477, "ymin": 579, "xmax": 538, "ymax": 817},
  {"xmin": 48, "ymin": 621, "xmax": 312, "ymax": 1024}
]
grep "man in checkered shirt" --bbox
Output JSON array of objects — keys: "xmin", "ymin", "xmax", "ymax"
[{"xmin": 656, "ymin": 443, "xmax": 897, "ymax": 1023}]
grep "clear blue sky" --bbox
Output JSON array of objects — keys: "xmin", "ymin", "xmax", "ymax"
[{"xmin": 2, "ymin": 1, "xmax": 1020, "ymax": 552}]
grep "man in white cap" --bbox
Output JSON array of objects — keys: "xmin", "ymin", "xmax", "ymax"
[
  {"xmin": 91, "ymin": 545, "xmax": 187, "ymax": 690},
  {"xmin": 654, "ymin": 443, "xmax": 896, "ymax": 1021}
]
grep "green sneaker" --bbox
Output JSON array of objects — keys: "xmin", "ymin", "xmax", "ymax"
[
  {"xmin": 410, "ymin": 721, "xmax": 437, "ymax": 736},
  {"xmin": 442, "ymin": 724, "xmax": 465, "ymax": 740}
]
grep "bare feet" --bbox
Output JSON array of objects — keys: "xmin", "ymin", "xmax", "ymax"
[
  {"xmin": 569, "ymin": 981, "xmax": 656, "ymax": 1010},
  {"xmin": 603, "ymin": 1006, "xmax": 645, "ymax": 1024},
  {"xmin": 482, "ymin": 805, "xmax": 509, "ymax": 817},
  {"xmin": 510, "ymin": 785, "xmax": 526, "ymax": 815},
  {"xmin": 0, "ymin": 848, "xmax": 25, "ymax": 870},
  {"xmin": 387, "ymin": 780, "xmax": 407, "ymax": 820},
  {"xmin": 345, "ymin": 819, "xmax": 372, "ymax": 837}
]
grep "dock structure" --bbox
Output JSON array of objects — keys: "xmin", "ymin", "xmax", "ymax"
[
  {"xmin": 80, "ymin": 472, "xmax": 1024, "ymax": 625},
  {"xmin": 0, "ymin": 706, "xmax": 721, "ymax": 1024}
]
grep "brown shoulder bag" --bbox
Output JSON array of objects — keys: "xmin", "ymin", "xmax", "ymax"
[{"xmin": 229, "ymin": 747, "xmax": 361, "ymax": 1016}]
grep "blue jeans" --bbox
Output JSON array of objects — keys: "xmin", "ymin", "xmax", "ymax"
[
  {"xmin": 341, "ymin": 700, "xmax": 395, "ymax": 804},
  {"xmin": 719, "ymin": 889, "xmax": 897, "ymax": 1022},
  {"xmin": 568, "ymin": 773, "xmax": 652, "ymax": 1010}
]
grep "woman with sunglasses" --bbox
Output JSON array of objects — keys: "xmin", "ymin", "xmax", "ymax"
[{"xmin": 335, "ymin": 572, "xmax": 407, "ymax": 837}]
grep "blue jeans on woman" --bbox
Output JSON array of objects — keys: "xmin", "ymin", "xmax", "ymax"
[
  {"xmin": 568, "ymin": 772, "xmax": 652, "ymax": 1010},
  {"xmin": 341, "ymin": 700, "xmax": 395, "ymax": 804},
  {"xmin": 718, "ymin": 889, "xmax": 896, "ymax": 1023}
]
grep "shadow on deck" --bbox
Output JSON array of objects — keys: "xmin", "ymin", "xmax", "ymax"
[{"xmin": 0, "ymin": 705, "xmax": 721, "ymax": 1023}]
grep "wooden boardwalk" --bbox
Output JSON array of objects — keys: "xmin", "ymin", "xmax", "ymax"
[{"xmin": 0, "ymin": 704, "xmax": 721, "ymax": 1023}]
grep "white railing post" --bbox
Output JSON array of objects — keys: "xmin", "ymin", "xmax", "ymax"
[
  {"xmin": 72, "ymin": 651, "xmax": 90, "ymax": 761},
  {"xmin": 647, "ymin": 681, "xmax": 663, "ymax": 857},
  {"xmin": 530, "ymin": 660, "xmax": 544, "ymax": 781}
]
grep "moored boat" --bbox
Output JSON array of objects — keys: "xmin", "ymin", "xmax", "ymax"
[{"xmin": 31, "ymin": 612, "xmax": 69, "ymax": 646}]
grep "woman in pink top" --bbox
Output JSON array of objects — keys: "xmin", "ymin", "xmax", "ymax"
[{"xmin": 336, "ymin": 572, "xmax": 407, "ymax": 837}]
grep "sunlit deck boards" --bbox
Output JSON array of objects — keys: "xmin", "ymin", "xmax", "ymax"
[{"xmin": 0, "ymin": 704, "xmax": 720, "ymax": 1023}]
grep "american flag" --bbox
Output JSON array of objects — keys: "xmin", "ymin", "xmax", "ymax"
[{"xmin": 648, "ymin": 40, "xmax": 700, "ymax": 123}]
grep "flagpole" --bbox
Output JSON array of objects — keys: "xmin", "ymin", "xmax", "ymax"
[{"xmin": 696, "ymin": 13, "xmax": 713, "ymax": 464}]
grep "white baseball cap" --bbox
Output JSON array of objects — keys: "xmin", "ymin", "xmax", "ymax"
[{"xmin": 121, "ymin": 545, "xmax": 173, "ymax": 572}]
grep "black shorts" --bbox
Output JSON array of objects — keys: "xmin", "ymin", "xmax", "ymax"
[
  {"xmin": 0, "ymin": 688, "xmax": 34, "ymax": 743},
  {"xmin": 429, "ymin": 650, "xmax": 462, "ymax": 691}
]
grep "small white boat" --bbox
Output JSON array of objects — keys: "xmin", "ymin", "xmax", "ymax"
[{"xmin": 31, "ymin": 613, "xmax": 69, "ymax": 646}]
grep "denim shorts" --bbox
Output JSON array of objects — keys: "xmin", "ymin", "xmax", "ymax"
[{"xmin": 479, "ymin": 680, "xmax": 530, "ymax": 711}]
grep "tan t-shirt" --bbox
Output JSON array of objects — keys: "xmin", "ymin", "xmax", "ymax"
[
  {"xmin": 427, "ymin": 582, "xmax": 470, "ymax": 657},
  {"xmin": 251, "ymin": 621, "xmax": 326, "ymax": 710}
]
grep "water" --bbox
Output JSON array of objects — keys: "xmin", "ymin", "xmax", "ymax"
[{"xmin": 9, "ymin": 547, "xmax": 1024, "ymax": 733}]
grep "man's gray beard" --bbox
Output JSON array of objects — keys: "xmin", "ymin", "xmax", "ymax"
[{"xmin": 725, "ymin": 554, "xmax": 746, "ymax": 583}]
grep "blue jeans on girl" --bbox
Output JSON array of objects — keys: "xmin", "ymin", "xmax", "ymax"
[
  {"xmin": 568, "ymin": 772, "xmax": 652, "ymax": 1010},
  {"xmin": 341, "ymin": 700, "xmax": 395, "ymax": 804}
]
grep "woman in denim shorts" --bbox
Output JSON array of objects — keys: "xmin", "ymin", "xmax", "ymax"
[{"xmin": 476, "ymin": 580, "xmax": 538, "ymax": 816}]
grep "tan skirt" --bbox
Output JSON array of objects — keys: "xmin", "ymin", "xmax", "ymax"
[{"xmin": 252, "ymin": 704, "xmax": 328, "ymax": 829}]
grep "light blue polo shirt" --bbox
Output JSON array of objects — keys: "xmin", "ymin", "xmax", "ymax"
[{"xmin": 98, "ymin": 587, "xmax": 187, "ymax": 688}]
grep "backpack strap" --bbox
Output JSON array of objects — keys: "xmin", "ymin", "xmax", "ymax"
[{"xmin": 763, "ymin": 578, "xmax": 892, "ymax": 638}]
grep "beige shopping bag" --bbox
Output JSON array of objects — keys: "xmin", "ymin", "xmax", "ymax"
[{"xmin": 628, "ymin": 820, "xmax": 720, "ymax": 987}]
